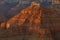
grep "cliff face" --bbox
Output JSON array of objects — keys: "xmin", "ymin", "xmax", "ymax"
[
  {"xmin": 0, "ymin": 2, "xmax": 60, "ymax": 40},
  {"xmin": 5, "ymin": 2, "xmax": 45, "ymax": 36},
  {"xmin": 6, "ymin": 2, "xmax": 41, "ymax": 28},
  {"xmin": 5, "ymin": 1, "xmax": 59, "ymax": 32}
]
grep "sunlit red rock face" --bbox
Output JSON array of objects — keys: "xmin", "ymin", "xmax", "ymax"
[
  {"xmin": 6, "ymin": 2, "xmax": 42, "ymax": 28},
  {"xmin": 0, "ymin": 2, "xmax": 59, "ymax": 38},
  {"xmin": 4, "ymin": 2, "xmax": 45, "ymax": 36}
]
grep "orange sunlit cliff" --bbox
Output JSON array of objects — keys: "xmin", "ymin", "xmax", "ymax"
[
  {"xmin": 0, "ymin": 2, "xmax": 59, "ymax": 37},
  {"xmin": 6, "ymin": 2, "xmax": 42, "ymax": 28},
  {"xmin": 5, "ymin": 2, "xmax": 45, "ymax": 36}
]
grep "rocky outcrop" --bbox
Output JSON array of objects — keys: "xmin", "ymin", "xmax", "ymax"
[{"xmin": 0, "ymin": 2, "xmax": 59, "ymax": 40}]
